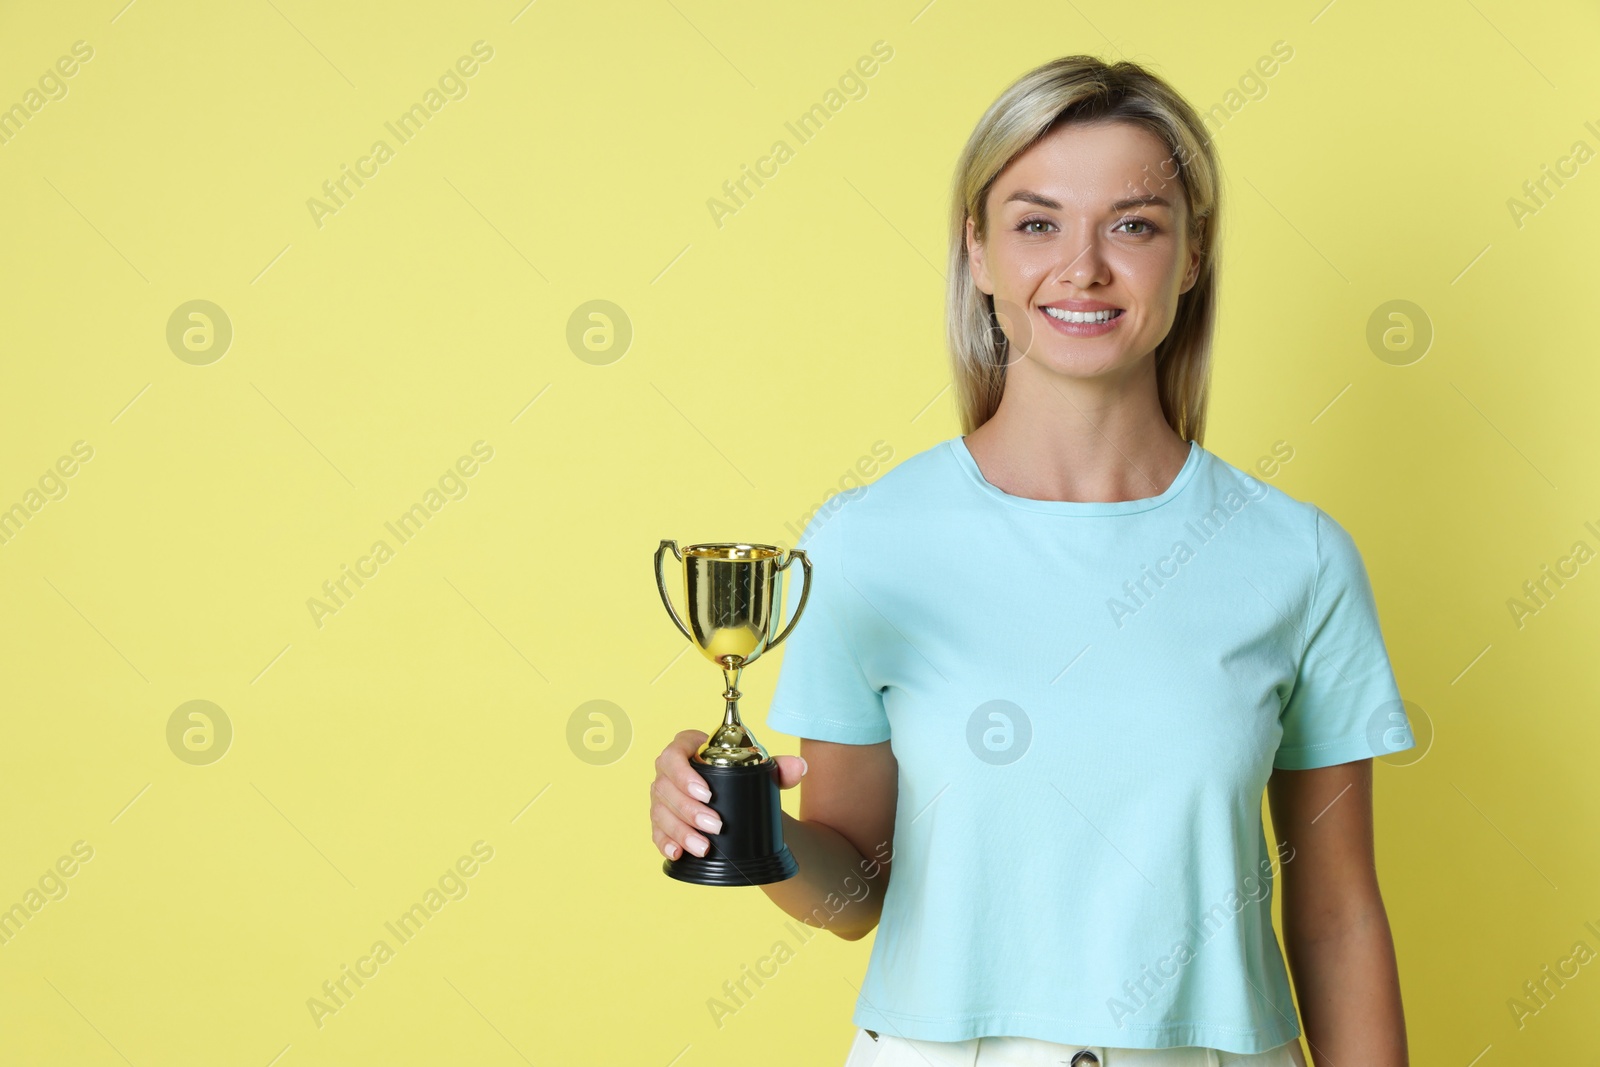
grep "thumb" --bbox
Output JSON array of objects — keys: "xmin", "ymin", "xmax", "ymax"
[{"xmin": 773, "ymin": 754, "xmax": 808, "ymax": 790}]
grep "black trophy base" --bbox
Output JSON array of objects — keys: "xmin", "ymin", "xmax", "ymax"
[{"xmin": 663, "ymin": 758, "xmax": 799, "ymax": 887}]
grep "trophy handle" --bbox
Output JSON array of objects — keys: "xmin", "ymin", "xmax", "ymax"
[
  {"xmin": 766, "ymin": 548, "xmax": 813, "ymax": 651},
  {"xmin": 654, "ymin": 540, "xmax": 693, "ymax": 642}
]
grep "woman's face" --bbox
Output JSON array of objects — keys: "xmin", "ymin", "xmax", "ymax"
[{"xmin": 966, "ymin": 120, "xmax": 1201, "ymax": 378}]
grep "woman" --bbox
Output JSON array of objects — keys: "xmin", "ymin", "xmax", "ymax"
[{"xmin": 649, "ymin": 55, "xmax": 1414, "ymax": 1067}]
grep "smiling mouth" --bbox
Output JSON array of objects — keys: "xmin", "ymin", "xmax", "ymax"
[{"xmin": 1041, "ymin": 306, "xmax": 1124, "ymax": 324}]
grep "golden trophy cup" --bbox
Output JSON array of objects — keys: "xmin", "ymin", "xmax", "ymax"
[{"xmin": 654, "ymin": 540, "xmax": 811, "ymax": 886}]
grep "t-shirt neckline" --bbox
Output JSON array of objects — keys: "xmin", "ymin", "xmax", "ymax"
[{"xmin": 948, "ymin": 435, "xmax": 1203, "ymax": 516}]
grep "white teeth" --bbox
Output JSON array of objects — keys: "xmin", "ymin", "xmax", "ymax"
[{"xmin": 1042, "ymin": 306, "xmax": 1119, "ymax": 323}]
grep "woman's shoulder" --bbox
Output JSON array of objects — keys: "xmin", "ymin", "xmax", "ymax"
[
  {"xmin": 1190, "ymin": 444, "xmax": 1355, "ymax": 566},
  {"xmin": 788, "ymin": 438, "xmax": 956, "ymax": 552},
  {"xmin": 820, "ymin": 438, "xmax": 956, "ymax": 514}
]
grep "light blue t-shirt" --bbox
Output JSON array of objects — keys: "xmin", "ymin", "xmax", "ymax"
[{"xmin": 763, "ymin": 435, "xmax": 1416, "ymax": 1053}]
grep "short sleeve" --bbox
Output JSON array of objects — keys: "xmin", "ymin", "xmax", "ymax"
[
  {"xmin": 1274, "ymin": 507, "xmax": 1417, "ymax": 770},
  {"xmin": 763, "ymin": 499, "xmax": 890, "ymax": 745}
]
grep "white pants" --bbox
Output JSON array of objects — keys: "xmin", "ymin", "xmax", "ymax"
[{"xmin": 841, "ymin": 1028, "xmax": 1309, "ymax": 1067}]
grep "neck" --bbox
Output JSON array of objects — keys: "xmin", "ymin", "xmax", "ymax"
[{"xmin": 964, "ymin": 358, "xmax": 1189, "ymax": 504}]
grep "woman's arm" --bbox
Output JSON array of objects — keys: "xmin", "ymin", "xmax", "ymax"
[
  {"xmin": 761, "ymin": 737, "xmax": 898, "ymax": 942},
  {"xmin": 1266, "ymin": 757, "xmax": 1409, "ymax": 1066}
]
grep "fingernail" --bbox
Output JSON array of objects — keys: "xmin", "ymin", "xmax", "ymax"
[
  {"xmin": 688, "ymin": 781, "xmax": 712, "ymax": 802},
  {"xmin": 695, "ymin": 812, "xmax": 722, "ymax": 834},
  {"xmin": 800, "ymin": 758, "xmax": 809, "ymax": 776},
  {"xmin": 687, "ymin": 832, "xmax": 709, "ymax": 857},
  {"xmin": 665, "ymin": 842, "xmax": 680, "ymax": 860}
]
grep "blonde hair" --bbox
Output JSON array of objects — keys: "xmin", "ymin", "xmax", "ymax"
[{"xmin": 945, "ymin": 55, "xmax": 1222, "ymax": 444}]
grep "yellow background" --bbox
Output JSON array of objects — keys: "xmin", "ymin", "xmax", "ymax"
[{"xmin": 1, "ymin": 0, "xmax": 1596, "ymax": 1064}]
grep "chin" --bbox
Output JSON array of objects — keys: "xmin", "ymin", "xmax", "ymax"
[{"xmin": 1024, "ymin": 344, "xmax": 1141, "ymax": 379}]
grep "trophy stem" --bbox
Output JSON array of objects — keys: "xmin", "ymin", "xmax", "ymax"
[
  {"xmin": 721, "ymin": 664, "xmax": 742, "ymax": 723},
  {"xmin": 695, "ymin": 659, "xmax": 768, "ymax": 767}
]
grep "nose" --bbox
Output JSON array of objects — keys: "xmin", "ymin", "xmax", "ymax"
[{"xmin": 1055, "ymin": 233, "xmax": 1109, "ymax": 289}]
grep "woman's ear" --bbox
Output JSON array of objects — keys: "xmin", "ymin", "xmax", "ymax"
[
  {"xmin": 1179, "ymin": 242, "xmax": 1202, "ymax": 294},
  {"xmin": 966, "ymin": 215, "xmax": 993, "ymax": 296}
]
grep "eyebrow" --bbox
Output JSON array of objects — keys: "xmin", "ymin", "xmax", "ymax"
[{"xmin": 1003, "ymin": 190, "xmax": 1172, "ymax": 212}]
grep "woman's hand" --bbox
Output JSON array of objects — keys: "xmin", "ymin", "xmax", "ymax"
[{"xmin": 650, "ymin": 729, "xmax": 808, "ymax": 860}]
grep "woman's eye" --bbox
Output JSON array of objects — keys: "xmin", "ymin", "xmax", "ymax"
[
  {"xmin": 1019, "ymin": 218, "xmax": 1053, "ymax": 234},
  {"xmin": 1118, "ymin": 217, "xmax": 1157, "ymax": 235}
]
